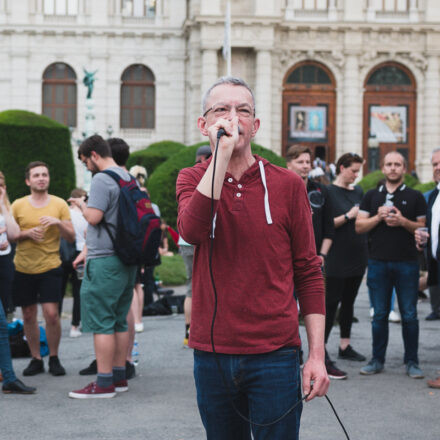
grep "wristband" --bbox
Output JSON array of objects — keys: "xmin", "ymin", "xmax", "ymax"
[
  {"xmin": 344, "ymin": 214, "xmax": 350, "ymax": 222},
  {"xmin": 319, "ymin": 253, "xmax": 327, "ymax": 259}
]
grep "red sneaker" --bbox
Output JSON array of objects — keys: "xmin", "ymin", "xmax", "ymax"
[
  {"xmin": 114, "ymin": 380, "xmax": 128, "ymax": 393},
  {"xmin": 69, "ymin": 382, "xmax": 116, "ymax": 399}
]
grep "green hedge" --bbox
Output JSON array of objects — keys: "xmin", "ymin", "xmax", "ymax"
[
  {"xmin": 126, "ymin": 140, "xmax": 185, "ymax": 180},
  {"xmin": 0, "ymin": 110, "xmax": 75, "ymax": 202},
  {"xmin": 358, "ymin": 170, "xmax": 420, "ymax": 193},
  {"xmin": 154, "ymin": 254, "xmax": 187, "ymax": 286},
  {"xmin": 413, "ymin": 181, "xmax": 436, "ymax": 194},
  {"xmin": 148, "ymin": 142, "xmax": 286, "ymax": 228}
]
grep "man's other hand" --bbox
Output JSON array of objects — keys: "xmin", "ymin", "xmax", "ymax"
[{"xmin": 302, "ymin": 358, "xmax": 329, "ymax": 402}]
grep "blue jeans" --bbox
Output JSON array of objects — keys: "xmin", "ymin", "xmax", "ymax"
[
  {"xmin": 0, "ymin": 300, "xmax": 17, "ymax": 384},
  {"xmin": 367, "ymin": 259, "xmax": 419, "ymax": 364},
  {"xmin": 194, "ymin": 347, "xmax": 302, "ymax": 440}
]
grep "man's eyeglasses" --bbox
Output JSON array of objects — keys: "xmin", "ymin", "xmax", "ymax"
[{"xmin": 203, "ymin": 103, "xmax": 255, "ymax": 119}]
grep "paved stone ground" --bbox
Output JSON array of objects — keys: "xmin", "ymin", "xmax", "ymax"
[{"xmin": 2, "ymin": 281, "xmax": 439, "ymax": 440}]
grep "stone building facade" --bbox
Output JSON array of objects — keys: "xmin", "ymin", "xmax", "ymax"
[{"xmin": 1, "ymin": 0, "xmax": 440, "ymax": 181}]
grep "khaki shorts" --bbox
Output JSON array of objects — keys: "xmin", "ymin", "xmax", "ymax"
[{"xmin": 80, "ymin": 256, "xmax": 137, "ymax": 334}]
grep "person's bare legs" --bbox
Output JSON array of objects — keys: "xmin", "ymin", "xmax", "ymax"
[
  {"xmin": 184, "ymin": 297, "xmax": 192, "ymax": 327},
  {"xmin": 94, "ymin": 334, "xmax": 115, "ymax": 374},
  {"xmin": 114, "ymin": 331, "xmax": 129, "ymax": 368},
  {"xmin": 41, "ymin": 302, "xmax": 61, "ymax": 356},
  {"xmin": 133, "ymin": 283, "xmax": 144, "ymax": 324},
  {"xmin": 21, "ymin": 304, "xmax": 40, "ymax": 359},
  {"xmin": 126, "ymin": 307, "xmax": 135, "ymax": 362}
]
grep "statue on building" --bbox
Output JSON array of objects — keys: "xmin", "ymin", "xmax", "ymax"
[{"xmin": 83, "ymin": 68, "xmax": 98, "ymax": 99}]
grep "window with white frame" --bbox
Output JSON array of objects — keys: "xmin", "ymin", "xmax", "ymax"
[
  {"xmin": 293, "ymin": 0, "xmax": 328, "ymax": 10},
  {"xmin": 44, "ymin": 0, "xmax": 78, "ymax": 15},
  {"xmin": 369, "ymin": 0, "xmax": 410, "ymax": 12},
  {"xmin": 121, "ymin": 0, "xmax": 156, "ymax": 17}
]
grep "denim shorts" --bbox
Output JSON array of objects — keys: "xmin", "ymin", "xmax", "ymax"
[{"xmin": 80, "ymin": 256, "xmax": 136, "ymax": 334}]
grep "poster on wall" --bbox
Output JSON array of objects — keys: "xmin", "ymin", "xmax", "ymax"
[
  {"xmin": 289, "ymin": 105, "xmax": 327, "ymax": 141},
  {"xmin": 370, "ymin": 105, "xmax": 407, "ymax": 143}
]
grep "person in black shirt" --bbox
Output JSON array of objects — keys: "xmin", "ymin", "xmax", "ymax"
[
  {"xmin": 325, "ymin": 153, "xmax": 368, "ymax": 379},
  {"xmin": 356, "ymin": 152, "xmax": 427, "ymax": 379},
  {"xmin": 286, "ymin": 145, "xmax": 334, "ymax": 265}
]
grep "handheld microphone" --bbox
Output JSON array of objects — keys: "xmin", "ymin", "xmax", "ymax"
[{"xmin": 217, "ymin": 128, "xmax": 226, "ymax": 138}]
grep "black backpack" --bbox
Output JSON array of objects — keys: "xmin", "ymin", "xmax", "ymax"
[{"xmin": 101, "ymin": 169, "xmax": 162, "ymax": 266}]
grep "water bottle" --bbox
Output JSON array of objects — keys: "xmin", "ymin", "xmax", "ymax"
[{"xmin": 132, "ymin": 338, "xmax": 139, "ymax": 366}]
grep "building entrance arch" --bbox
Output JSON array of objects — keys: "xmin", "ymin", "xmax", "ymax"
[
  {"xmin": 282, "ymin": 61, "xmax": 336, "ymax": 165},
  {"xmin": 363, "ymin": 62, "xmax": 417, "ymax": 172}
]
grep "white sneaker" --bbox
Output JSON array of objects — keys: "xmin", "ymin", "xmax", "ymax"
[
  {"xmin": 388, "ymin": 310, "xmax": 401, "ymax": 323},
  {"xmin": 70, "ymin": 327, "xmax": 82, "ymax": 338},
  {"xmin": 369, "ymin": 308, "xmax": 374, "ymax": 318},
  {"xmin": 135, "ymin": 322, "xmax": 144, "ymax": 333}
]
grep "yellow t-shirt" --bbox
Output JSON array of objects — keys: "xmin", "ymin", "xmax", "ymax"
[{"xmin": 12, "ymin": 195, "xmax": 71, "ymax": 274}]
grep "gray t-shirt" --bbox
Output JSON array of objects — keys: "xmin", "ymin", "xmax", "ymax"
[{"xmin": 86, "ymin": 166, "xmax": 131, "ymax": 259}]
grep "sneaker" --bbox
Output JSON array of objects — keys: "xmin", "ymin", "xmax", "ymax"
[
  {"xmin": 338, "ymin": 345, "xmax": 366, "ymax": 362},
  {"xmin": 69, "ymin": 327, "xmax": 82, "ymax": 338},
  {"xmin": 425, "ymin": 312, "xmax": 440, "ymax": 321},
  {"xmin": 388, "ymin": 310, "xmax": 401, "ymax": 323},
  {"xmin": 69, "ymin": 382, "xmax": 116, "ymax": 399},
  {"xmin": 23, "ymin": 358, "xmax": 44, "ymax": 376},
  {"xmin": 406, "ymin": 361, "xmax": 424, "ymax": 379},
  {"xmin": 126, "ymin": 361, "xmax": 136, "ymax": 380},
  {"xmin": 369, "ymin": 308, "xmax": 374, "ymax": 318},
  {"xmin": 360, "ymin": 359, "xmax": 384, "ymax": 375},
  {"xmin": 134, "ymin": 322, "xmax": 144, "ymax": 333},
  {"xmin": 79, "ymin": 359, "xmax": 97, "ymax": 376},
  {"xmin": 48, "ymin": 356, "xmax": 66, "ymax": 376},
  {"xmin": 325, "ymin": 360, "xmax": 347, "ymax": 380},
  {"xmin": 2, "ymin": 379, "xmax": 36, "ymax": 394},
  {"xmin": 114, "ymin": 380, "xmax": 128, "ymax": 393}
]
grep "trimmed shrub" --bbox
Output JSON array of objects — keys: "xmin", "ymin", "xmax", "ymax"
[
  {"xmin": 414, "ymin": 181, "xmax": 436, "ymax": 194},
  {"xmin": 154, "ymin": 254, "xmax": 187, "ymax": 286},
  {"xmin": 0, "ymin": 110, "xmax": 75, "ymax": 202},
  {"xmin": 147, "ymin": 142, "xmax": 286, "ymax": 228},
  {"xmin": 126, "ymin": 140, "xmax": 185, "ymax": 179},
  {"xmin": 358, "ymin": 170, "xmax": 419, "ymax": 193}
]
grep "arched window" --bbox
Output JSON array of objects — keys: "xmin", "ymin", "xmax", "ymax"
[
  {"xmin": 367, "ymin": 65, "xmax": 412, "ymax": 86},
  {"xmin": 286, "ymin": 63, "xmax": 332, "ymax": 85},
  {"xmin": 42, "ymin": 63, "xmax": 77, "ymax": 126},
  {"xmin": 120, "ymin": 64, "xmax": 155, "ymax": 129}
]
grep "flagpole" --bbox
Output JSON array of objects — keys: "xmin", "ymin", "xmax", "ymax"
[
  {"xmin": 227, "ymin": 1, "xmax": 231, "ymax": 76},
  {"xmin": 224, "ymin": 1, "xmax": 231, "ymax": 76}
]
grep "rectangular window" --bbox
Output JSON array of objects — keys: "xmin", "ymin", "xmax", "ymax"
[
  {"xmin": 121, "ymin": 0, "xmax": 156, "ymax": 17},
  {"xmin": 44, "ymin": 0, "xmax": 78, "ymax": 15},
  {"xmin": 293, "ymin": 0, "xmax": 328, "ymax": 9}
]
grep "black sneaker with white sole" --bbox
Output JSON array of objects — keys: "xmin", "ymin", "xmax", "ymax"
[{"xmin": 325, "ymin": 359, "xmax": 348, "ymax": 380}]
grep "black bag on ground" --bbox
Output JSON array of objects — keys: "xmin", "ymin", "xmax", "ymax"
[{"xmin": 142, "ymin": 295, "xmax": 185, "ymax": 316}]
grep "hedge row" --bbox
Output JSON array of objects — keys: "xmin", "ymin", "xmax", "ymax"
[
  {"xmin": 126, "ymin": 140, "xmax": 185, "ymax": 180},
  {"xmin": 147, "ymin": 142, "xmax": 287, "ymax": 228},
  {"xmin": 358, "ymin": 169, "xmax": 434, "ymax": 195},
  {"xmin": 0, "ymin": 110, "xmax": 75, "ymax": 202}
]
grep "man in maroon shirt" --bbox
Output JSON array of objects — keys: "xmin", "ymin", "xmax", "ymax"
[{"xmin": 176, "ymin": 77, "xmax": 329, "ymax": 439}]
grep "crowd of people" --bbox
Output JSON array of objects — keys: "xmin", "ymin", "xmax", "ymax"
[
  {"xmin": 286, "ymin": 144, "xmax": 440, "ymax": 388},
  {"xmin": 0, "ymin": 75, "xmax": 439, "ymax": 439}
]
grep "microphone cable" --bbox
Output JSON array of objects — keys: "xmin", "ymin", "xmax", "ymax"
[{"xmin": 207, "ymin": 129, "xmax": 350, "ymax": 438}]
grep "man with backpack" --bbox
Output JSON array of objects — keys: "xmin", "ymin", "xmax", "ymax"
[{"xmin": 69, "ymin": 135, "xmax": 138, "ymax": 399}]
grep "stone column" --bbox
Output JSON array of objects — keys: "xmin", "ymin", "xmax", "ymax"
[
  {"xmin": 200, "ymin": 48, "xmax": 218, "ymax": 109},
  {"xmin": 285, "ymin": 0, "xmax": 295, "ymax": 20},
  {"xmin": 255, "ymin": 49, "xmax": 272, "ymax": 149},
  {"xmin": 328, "ymin": 0, "xmax": 337, "ymax": 20},
  {"xmin": 342, "ymin": 53, "xmax": 362, "ymax": 156},
  {"xmin": 420, "ymin": 55, "xmax": 440, "ymax": 180}
]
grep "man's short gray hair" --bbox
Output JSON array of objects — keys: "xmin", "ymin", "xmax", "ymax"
[
  {"xmin": 431, "ymin": 147, "xmax": 440, "ymax": 161},
  {"xmin": 202, "ymin": 76, "xmax": 256, "ymax": 114}
]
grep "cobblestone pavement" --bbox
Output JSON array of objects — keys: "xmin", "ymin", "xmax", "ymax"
[{"xmin": 2, "ymin": 282, "xmax": 439, "ymax": 439}]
